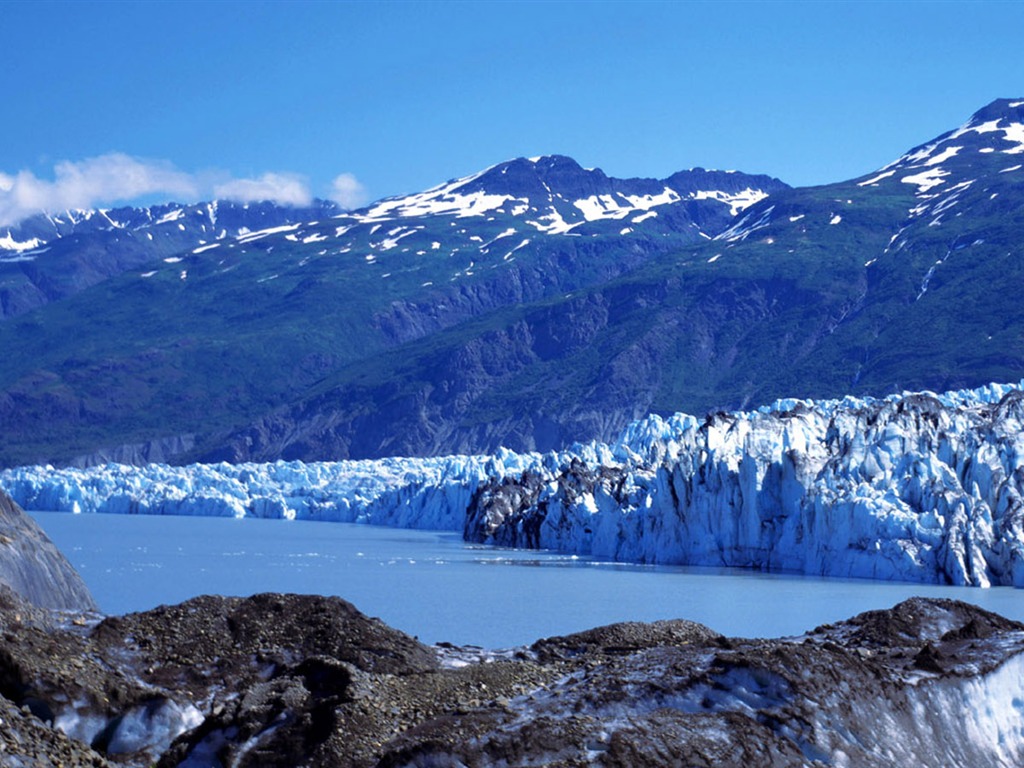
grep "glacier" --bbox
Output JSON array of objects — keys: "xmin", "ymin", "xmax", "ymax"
[{"xmin": 5, "ymin": 380, "xmax": 1024, "ymax": 587}]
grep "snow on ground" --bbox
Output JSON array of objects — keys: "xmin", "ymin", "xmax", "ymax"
[
  {"xmin": 715, "ymin": 205, "xmax": 775, "ymax": 242},
  {"xmin": 901, "ymin": 168, "xmax": 950, "ymax": 193},
  {"xmin": 353, "ymin": 167, "xmax": 526, "ymax": 222},
  {"xmin": 573, "ymin": 189, "xmax": 681, "ymax": 221},
  {"xmin": 858, "ymin": 170, "xmax": 896, "ymax": 187},
  {"xmin": 690, "ymin": 187, "xmax": 769, "ymax": 215},
  {"xmin": 236, "ymin": 223, "xmax": 301, "ymax": 244},
  {"xmin": 0, "ymin": 233, "xmax": 44, "ymax": 252},
  {"xmin": 154, "ymin": 208, "xmax": 186, "ymax": 225}
]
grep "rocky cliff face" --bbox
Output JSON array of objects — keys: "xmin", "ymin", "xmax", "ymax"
[
  {"xmin": 0, "ymin": 490, "xmax": 96, "ymax": 611},
  {"xmin": 0, "ymin": 591, "xmax": 1021, "ymax": 767}
]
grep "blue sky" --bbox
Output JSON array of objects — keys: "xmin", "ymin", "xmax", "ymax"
[{"xmin": 2, "ymin": 0, "xmax": 1024, "ymax": 223}]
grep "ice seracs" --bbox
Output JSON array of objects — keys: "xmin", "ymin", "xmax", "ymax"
[{"xmin": 8, "ymin": 381, "xmax": 1024, "ymax": 588}]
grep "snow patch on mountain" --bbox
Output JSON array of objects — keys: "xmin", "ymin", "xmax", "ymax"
[
  {"xmin": 691, "ymin": 187, "xmax": 769, "ymax": 215},
  {"xmin": 573, "ymin": 190, "xmax": 681, "ymax": 222},
  {"xmin": 155, "ymin": 209, "xmax": 186, "ymax": 225},
  {"xmin": 1002, "ymin": 123, "xmax": 1024, "ymax": 153},
  {"xmin": 869, "ymin": 99, "xmax": 1024, "ymax": 199},
  {"xmin": 858, "ymin": 170, "xmax": 896, "ymax": 187},
  {"xmin": 528, "ymin": 207, "xmax": 578, "ymax": 235},
  {"xmin": 0, "ymin": 233, "xmax": 43, "ymax": 252},
  {"xmin": 0, "ymin": 200, "xmax": 340, "ymax": 266},
  {"xmin": 339, "ymin": 156, "xmax": 782, "ymax": 237},
  {"xmin": 715, "ymin": 205, "xmax": 775, "ymax": 242},
  {"xmin": 237, "ymin": 223, "xmax": 301, "ymax": 243},
  {"xmin": 355, "ymin": 168, "xmax": 522, "ymax": 222},
  {"xmin": 924, "ymin": 145, "xmax": 963, "ymax": 166},
  {"xmin": 901, "ymin": 168, "xmax": 949, "ymax": 193}
]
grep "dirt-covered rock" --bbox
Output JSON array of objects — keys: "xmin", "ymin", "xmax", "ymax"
[
  {"xmin": 532, "ymin": 617, "xmax": 722, "ymax": 661},
  {"xmin": 0, "ymin": 593, "xmax": 1023, "ymax": 767}
]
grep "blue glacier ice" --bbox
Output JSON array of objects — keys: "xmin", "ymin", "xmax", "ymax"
[{"xmin": 5, "ymin": 380, "xmax": 1024, "ymax": 587}]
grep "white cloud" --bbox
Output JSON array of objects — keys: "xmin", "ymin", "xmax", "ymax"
[
  {"xmin": 0, "ymin": 154, "xmax": 199, "ymax": 226},
  {"xmin": 213, "ymin": 172, "xmax": 312, "ymax": 207},
  {"xmin": 0, "ymin": 155, "xmax": 321, "ymax": 227},
  {"xmin": 330, "ymin": 172, "xmax": 368, "ymax": 209}
]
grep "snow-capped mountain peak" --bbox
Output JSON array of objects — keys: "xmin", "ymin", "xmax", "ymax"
[
  {"xmin": 711, "ymin": 98, "xmax": 1024, "ymax": 250},
  {"xmin": 858, "ymin": 98, "xmax": 1024, "ymax": 193},
  {"xmin": 349, "ymin": 155, "xmax": 787, "ymax": 236},
  {"xmin": 0, "ymin": 198, "xmax": 342, "ymax": 320},
  {"xmin": 0, "ymin": 199, "xmax": 340, "ymax": 255}
]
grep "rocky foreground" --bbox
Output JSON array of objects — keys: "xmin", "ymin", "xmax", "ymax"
[
  {"xmin": 1, "ymin": 487, "xmax": 1023, "ymax": 766},
  {"xmin": 0, "ymin": 588, "xmax": 1021, "ymax": 767}
]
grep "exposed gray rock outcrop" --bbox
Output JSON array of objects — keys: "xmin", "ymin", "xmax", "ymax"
[{"xmin": 0, "ymin": 490, "xmax": 96, "ymax": 611}]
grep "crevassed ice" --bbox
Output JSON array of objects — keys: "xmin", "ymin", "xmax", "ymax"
[{"xmin": 8, "ymin": 380, "xmax": 1024, "ymax": 587}]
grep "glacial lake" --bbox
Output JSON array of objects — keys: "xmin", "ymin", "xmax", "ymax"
[{"xmin": 29, "ymin": 511, "xmax": 1024, "ymax": 648}]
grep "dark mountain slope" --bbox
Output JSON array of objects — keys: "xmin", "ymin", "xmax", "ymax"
[
  {"xmin": 0, "ymin": 159, "xmax": 782, "ymax": 466},
  {"xmin": 191, "ymin": 99, "xmax": 1024, "ymax": 462}
]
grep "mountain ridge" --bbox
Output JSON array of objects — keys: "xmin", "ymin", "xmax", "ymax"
[
  {"xmin": 0, "ymin": 154, "xmax": 784, "ymax": 467},
  {"xmin": 184, "ymin": 98, "xmax": 1024, "ymax": 464},
  {"xmin": 1, "ymin": 99, "xmax": 1023, "ymax": 467},
  {"xmin": 0, "ymin": 198, "xmax": 342, "ymax": 319}
]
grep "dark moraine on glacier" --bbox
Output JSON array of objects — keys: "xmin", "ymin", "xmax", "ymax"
[{"xmin": 28, "ymin": 511, "xmax": 1024, "ymax": 648}]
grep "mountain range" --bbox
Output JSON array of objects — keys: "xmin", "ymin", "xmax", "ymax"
[
  {"xmin": 0, "ymin": 199, "xmax": 341, "ymax": 318},
  {"xmin": 2, "ymin": 98, "xmax": 1023, "ymax": 467}
]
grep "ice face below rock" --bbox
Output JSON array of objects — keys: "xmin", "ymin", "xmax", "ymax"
[
  {"xmin": 7, "ymin": 380, "xmax": 1024, "ymax": 587},
  {"xmin": 2, "ymin": 593, "xmax": 1024, "ymax": 767}
]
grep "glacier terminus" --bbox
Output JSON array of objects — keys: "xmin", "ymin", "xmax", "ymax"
[{"xmin": 7, "ymin": 380, "xmax": 1024, "ymax": 588}]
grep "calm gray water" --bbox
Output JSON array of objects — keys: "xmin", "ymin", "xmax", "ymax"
[{"xmin": 29, "ymin": 511, "xmax": 1024, "ymax": 648}]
